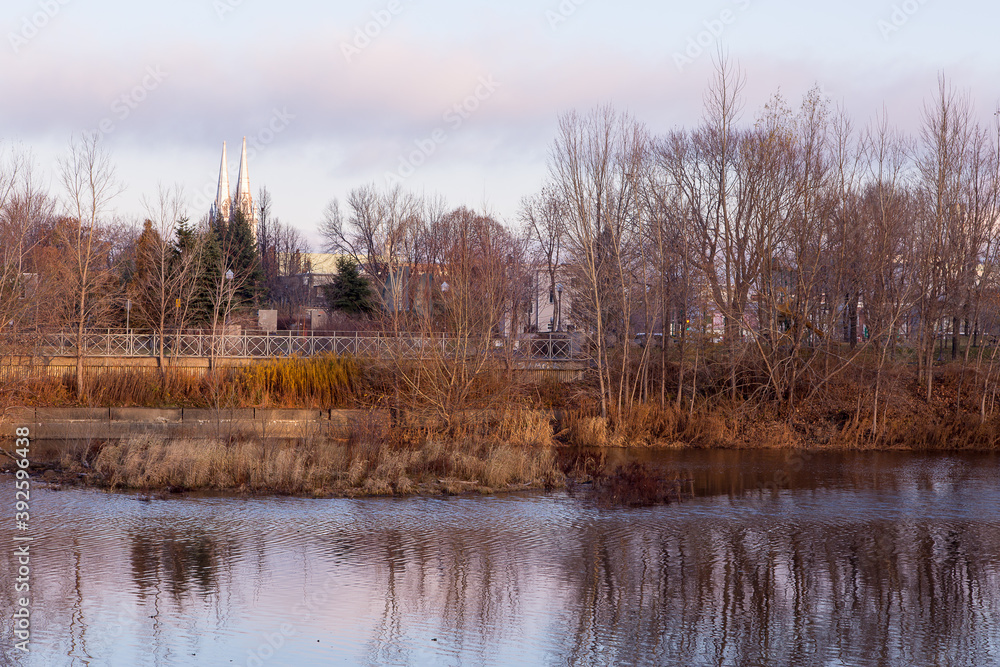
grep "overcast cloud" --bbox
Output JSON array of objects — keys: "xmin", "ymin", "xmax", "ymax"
[{"xmin": 1, "ymin": 0, "xmax": 996, "ymax": 246}]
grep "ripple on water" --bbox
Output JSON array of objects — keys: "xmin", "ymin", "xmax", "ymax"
[{"xmin": 2, "ymin": 451, "xmax": 999, "ymax": 666}]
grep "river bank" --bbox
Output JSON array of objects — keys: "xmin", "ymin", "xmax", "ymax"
[
  {"xmin": 0, "ymin": 409, "xmax": 570, "ymax": 498},
  {"xmin": 6, "ymin": 353, "xmax": 1000, "ymax": 457},
  {"xmin": 4, "ymin": 362, "xmax": 1000, "ymax": 497}
]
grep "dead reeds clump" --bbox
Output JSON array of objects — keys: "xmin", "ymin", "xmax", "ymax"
[
  {"xmin": 564, "ymin": 412, "xmax": 610, "ymax": 448},
  {"xmin": 92, "ymin": 430, "xmax": 564, "ymax": 497},
  {"xmin": 560, "ymin": 403, "xmax": 733, "ymax": 449},
  {"xmin": 87, "ymin": 368, "xmax": 203, "ymax": 406},
  {"xmin": 235, "ymin": 355, "xmax": 359, "ymax": 408},
  {"xmin": 487, "ymin": 409, "xmax": 555, "ymax": 448}
]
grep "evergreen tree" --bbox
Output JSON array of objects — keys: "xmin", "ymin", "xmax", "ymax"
[
  {"xmin": 189, "ymin": 226, "xmax": 221, "ymax": 324},
  {"xmin": 323, "ymin": 256, "xmax": 375, "ymax": 315},
  {"xmin": 225, "ymin": 208, "xmax": 264, "ymax": 307},
  {"xmin": 130, "ymin": 220, "xmax": 166, "ymax": 328},
  {"xmin": 174, "ymin": 216, "xmax": 196, "ymax": 255}
]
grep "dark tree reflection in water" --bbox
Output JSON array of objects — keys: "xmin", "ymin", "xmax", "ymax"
[
  {"xmin": 551, "ymin": 517, "xmax": 999, "ymax": 665},
  {"xmin": 0, "ymin": 451, "xmax": 997, "ymax": 666}
]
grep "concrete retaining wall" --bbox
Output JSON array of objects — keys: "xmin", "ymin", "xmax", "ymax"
[{"xmin": 0, "ymin": 407, "xmax": 371, "ymax": 443}]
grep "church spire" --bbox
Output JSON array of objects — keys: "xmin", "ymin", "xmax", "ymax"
[
  {"xmin": 234, "ymin": 136, "xmax": 256, "ymax": 241},
  {"xmin": 210, "ymin": 141, "xmax": 231, "ymax": 225}
]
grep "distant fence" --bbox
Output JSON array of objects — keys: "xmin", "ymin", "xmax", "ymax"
[{"xmin": 10, "ymin": 330, "xmax": 577, "ymax": 361}]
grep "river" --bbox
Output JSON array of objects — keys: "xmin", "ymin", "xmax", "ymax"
[{"xmin": 1, "ymin": 450, "xmax": 999, "ymax": 666}]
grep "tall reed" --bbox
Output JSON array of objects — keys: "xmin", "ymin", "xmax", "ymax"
[
  {"xmin": 235, "ymin": 355, "xmax": 359, "ymax": 407},
  {"xmin": 92, "ymin": 431, "xmax": 562, "ymax": 497}
]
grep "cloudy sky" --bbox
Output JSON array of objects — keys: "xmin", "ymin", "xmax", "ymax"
[{"xmin": 1, "ymin": 0, "xmax": 997, "ymax": 247}]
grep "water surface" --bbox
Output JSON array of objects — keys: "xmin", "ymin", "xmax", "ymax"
[{"xmin": 2, "ymin": 450, "xmax": 998, "ymax": 666}]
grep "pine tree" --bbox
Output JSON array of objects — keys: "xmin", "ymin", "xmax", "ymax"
[
  {"xmin": 130, "ymin": 220, "xmax": 166, "ymax": 329},
  {"xmin": 174, "ymin": 216, "xmax": 196, "ymax": 255},
  {"xmin": 188, "ymin": 226, "xmax": 221, "ymax": 324},
  {"xmin": 225, "ymin": 208, "xmax": 264, "ymax": 307},
  {"xmin": 323, "ymin": 256, "xmax": 375, "ymax": 315}
]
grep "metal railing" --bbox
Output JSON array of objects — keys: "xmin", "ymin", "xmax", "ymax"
[{"xmin": 23, "ymin": 330, "xmax": 577, "ymax": 361}]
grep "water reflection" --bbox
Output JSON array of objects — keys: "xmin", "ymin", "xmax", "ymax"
[
  {"xmin": 0, "ymin": 451, "xmax": 998, "ymax": 666},
  {"xmin": 129, "ymin": 529, "xmax": 224, "ymax": 601}
]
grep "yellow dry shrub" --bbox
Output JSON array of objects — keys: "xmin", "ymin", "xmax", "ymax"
[{"xmin": 236, "ymin": 355, "xmax": 358, "ymax": 408}]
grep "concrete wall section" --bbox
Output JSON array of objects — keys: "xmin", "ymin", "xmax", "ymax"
[{"xmin": 0, "ymin": 407, "xmax": 372, "ymax": 443}]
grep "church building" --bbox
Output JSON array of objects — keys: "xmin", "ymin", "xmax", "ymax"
[{"xmin": 210, "ymin": 137, "xmax": 258, "ymax": 242}]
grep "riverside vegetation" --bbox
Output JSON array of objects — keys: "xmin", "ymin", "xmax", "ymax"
[
  {"xmin": 5, "ymin": 64, "xmax": 1000, "ymax": 498},
  {"xmin": 4, "ymin": 346, "xmax": 1000, "ymax": 499}
]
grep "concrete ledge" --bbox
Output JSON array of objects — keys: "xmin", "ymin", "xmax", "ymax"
[
  {"xmin": 182, "ymin": 408, "xmax": 256, "ymax": 422},
  {"xmin": 329, "ymin": 410, "xmax": 369, "ymax": 427},
  {"xmin": 255, "ymin": 408, "xmax": 325, "ymax": 421},
  {"xmin": 111, "ymin": 408, "xmax": 183, "ymax": 422},
  {"xmin": 36, "ymin": 408, "xmax": 110, "ymax": 422}
]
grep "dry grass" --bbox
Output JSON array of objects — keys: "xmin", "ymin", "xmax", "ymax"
[
  {"xmin": 482, "ymin": 409, "xmax": 555, "ymax": 447},
  {"xmin": 92, "ymin": 424, "xmax": 563, "ymax": 497},
  {"xmin": 87, "ymin": 369, "xmax": 204, "ymax": 406},
  {"xmin": 0, "ymin": 355, "xmax": 361, "ymax": 409},
  {"xmin": 0, "ymin": 373, "xmax": 70, "ymax": 406},
  {"xmin": 564, "ymin": 413, "xmax": 610, "ymax": 448},
  {"xmin": 560, "ymin": 403, "xmax": 734, "ymax": 448},
  {"xmin": 236, "ymin": 355, "xmax": 358, "ymax": 408},
  {"xmin": 556, "ymin": 393, "xmax": 1000, "ymax": 452},
  {"xmin": 818, "ymin": 411, "xmax": 1000, "ymax": 451},
  {"xmin": 11, "ymin": 351, "xmax": 1000, "ymax": 455}
]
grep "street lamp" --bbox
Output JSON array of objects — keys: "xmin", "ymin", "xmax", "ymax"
[
  {"xmin": 223, "ymin": 270, "xmax": 234, "ymax": 330},
  {"xmin": 556, "ymin": 283, "xmax": 563, "ymax": 332}
]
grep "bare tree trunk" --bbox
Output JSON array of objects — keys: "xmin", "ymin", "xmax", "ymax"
[{"xmin": 59, "ymin": 135, "xmax": 122, "ymax": 401}]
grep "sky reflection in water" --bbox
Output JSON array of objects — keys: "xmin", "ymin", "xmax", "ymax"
[{"xmin": 1, "ymin": 450, "xmax": 998, "ymax": 666}]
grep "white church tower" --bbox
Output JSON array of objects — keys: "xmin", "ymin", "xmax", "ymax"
[
  {"xmin": 210, "ymin": 141, "xmax": 231, "ymax": 225},
  {"xmin": 234, "ymin": 137, "xmax": 257, "ymax": 241},
  {"xmin": 210, "ymin": 137, "xmax": 258, "ymax": 243}
]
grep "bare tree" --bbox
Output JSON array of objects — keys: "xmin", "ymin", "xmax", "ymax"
[
  {"xmin": 520, "ymin": 186, "xmax": 566, "ymax": 332},
  {"xmin": 660, "ymin": 57, "xmax": 801, "ymax": 403},
  {"xmin": 266, "ymin": 219, "xmax": 312, "ymax": 319},
  {"xmin": 642, "ymin": 156, "xmax": 692, "ymax": 408},
  {"xmin": 549, "ymin": 105, "xmax": 647, "ymax": 418},
  {"xmin": 390, "ymin": 207, "xmax": 525, "ymax": 428},
  {"xmin": 913, "ymin": 76, "xmax": 982, "ymax": 401},
  {"xmin": 0, "ymin": 149, "xmax": 33, "ymax": 343},
  {"xmin": 129, "ymin": 184, "xmax": 204, "ymax": 370},
  {"xmin": 58, "ymin": 134, "xmax": 123, "ymax": 398},
  {"xmin": 320, "ymin": 184, "xmax": 422, "ymax": 316}
]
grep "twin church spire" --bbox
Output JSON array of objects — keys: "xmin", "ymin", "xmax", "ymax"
[{"xmin": 210, "ymin": 137, "xmax": 257, "ymax": 241}]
